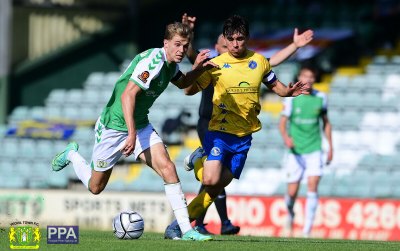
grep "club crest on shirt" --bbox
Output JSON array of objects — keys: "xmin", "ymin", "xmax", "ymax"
[
  {"xmin": 138, "ymin": 71, "xmax": 150, "ymax": 83},
  {"xmin": 248, "ymin": 60, "xmax": 257, "ymax": 69},
  {"xmin": 211, "ymin": 147, "xmax": 221, "ymax": 156},
  {"xmin": 96, "ymin": 160, "xmax": 108, "ymax": 168}
]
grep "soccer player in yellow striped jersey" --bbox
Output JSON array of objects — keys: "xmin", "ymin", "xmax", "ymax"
[{"xmin": 164, "ymin": 15, "xmax": 312, "ymax": 239}]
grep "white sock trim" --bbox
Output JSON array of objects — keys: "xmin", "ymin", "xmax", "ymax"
[
  {"xmin": 165, "ymin": 183, "xmax": 192, "ymax": 234},
  {"xmin": 68, "ymin": 151, "xmax": 91, "ymax": 188},
  {"xmin": 303, "ymin": 191, "xmax": 319, "ymax": 234}
]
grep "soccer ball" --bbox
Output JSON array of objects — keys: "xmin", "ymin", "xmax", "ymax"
[{"xmin": 112, "ymin": 211, "xmax": 144, "ymax": 239}]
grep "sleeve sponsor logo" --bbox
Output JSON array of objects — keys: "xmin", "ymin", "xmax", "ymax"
[{"xmin": 138, "ymin": 71, "xmax": 150, "ymax": 83}]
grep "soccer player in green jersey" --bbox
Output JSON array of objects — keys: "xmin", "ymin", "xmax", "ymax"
[
  {"xmin": 279, "ymin": 66, "xmax": 333, "ymax": 237},
  {"xmin": 51, "ymin": 21, "xmax": 218, "ymax": 241}
]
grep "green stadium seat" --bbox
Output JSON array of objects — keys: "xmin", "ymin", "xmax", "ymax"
[
  {"xmin": 45, "ymin": 106, "xmax": 62, "ymax": 119},
  {"xmin": 47, "ymin": 172, "xmax": 69, "ymax": 188},
  {"xmin": 0, "ymin": 124, "xmax": 7, "ymax": 139},
  {"xmin": 45, "ymin": 89, "xmax": 67, "ymax": 107},
  {"xmin": 8, "ymin": 106, "xmax": 30, "ymax": 124},
  {"xmin": 0, "ymin": 175, "xmax": 26, "ymax": 188},
  {"xmin": 19, "ymin": 139, "xmax": 37, "ymax": 158},
  {"xmin": 36, "ymin": 139, "xmax": 55, "ymax": 160},
  {"xmin": 0, "ymin": 139, "xmax": 19, "ymax": 159},
  {"xmin": 30, "ymin": 106, "xmax": 46, "ymax": 120}
]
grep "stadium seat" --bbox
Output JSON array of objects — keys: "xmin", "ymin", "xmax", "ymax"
[
  {"xmin": 79, "ymin": 106, "xmax": 99, "ymax": 121},
  {"xmin": 84, "ymin": 72, "xmax": 110, "ymax": 91},
  {"xmin": 360, "ymin": 112, "xmax": 381, "ymax": 131},
  {"xmin": 65, "ymin": 89, "xmax": 84, "ymax": 105},
  {"xmin": 0, "ymin": 138, "xmax": 19, "ymax": 159},
  {"xmin": 63, "ymin": 107, "xmax": 81, "ymax": 120},
  {"xmin": 372, "ymin": 55, "xmax": 388, "ymax": 64},
  {"xmin": 319, "ymin": 172, "xmax": 336, "ymax": 197},
  {"xmin": 47, "ymin": 172, "xmax": 69, "ymax": 188},
  {"xmin": 0, "ymin": 175, "xmax": 26, "ymax": 188},
  {"xmin": 246, "ymin": 147, "xmax": 267, "ymax": 168},
  {"xmin": 8, "ymin": 106, "xmax": 30, "ymax": 124},
  {"xmin": 30, "ymin": 106, "xmax": 46, "ymax": 120},
  {"xmin": 45, "ymin": 106, "xmax": 63, "ymax": 119},
  {"xmin": 0, "ymin": 124, "xmax": 7, "ymax": 139},
  {"xmin": 263, "ymin": 148, "xmax": 285, "ymax": 169},
  {"xmin": 19, "ymin": 138, "xmax": 37, "ymax": 158},
  {"xmin": 0, "ymin": 160, "xmax": 16, "ymax": 176},
  {"xmin": 82, "ymin": 89, "xmax": 102, "ymax": 105},
  {"xmin": 36, "ymin": 139, "xmax": 56, "ymax": 160},
  {"xmin": 391, "ymin": 55, "xmax": 400, "ymax": 64},
  {"xmin": 45, "ymin": 89, "xmax": 67, "ymax": 107}
]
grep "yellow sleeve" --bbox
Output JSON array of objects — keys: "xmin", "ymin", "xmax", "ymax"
[
  {"xmin": 195, "ymin": 70, "xmax": 212, "ymax": 90},
  {"xmin": 262, "ymin": 56, "xmax": 272, "ymax": 75}
]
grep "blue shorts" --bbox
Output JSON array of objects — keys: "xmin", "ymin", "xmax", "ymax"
[{"xmin": 203, "ymin": 131, "xmax": 252, "ymax": 179}]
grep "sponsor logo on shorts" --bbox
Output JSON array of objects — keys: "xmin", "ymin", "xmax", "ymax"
[
  {"xmin": 138, "ymin": 71, "xmax": 150, "ymax": 83},
  {"xmin": 211, "ymin": 147, "xmax": 221, "ymax": 156},
  {"xmin": 96, "ymin": 160, "xmax": 108, "ymax": 168}
]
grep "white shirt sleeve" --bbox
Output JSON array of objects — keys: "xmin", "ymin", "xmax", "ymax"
[
  {"xmin": 281, "ymin": 97, "xmax": 293, "ymax": 117},
  {"xmin": 129, "ymin": 48, "xmax": 165, "ymax": 90}
]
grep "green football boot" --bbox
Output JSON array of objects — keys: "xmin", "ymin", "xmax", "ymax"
[
  {"xmin": 181, "ymin": 229, "xmax": 213, "ymax": 241},
  {"xmin": 51, "ymin": 142, "xmax": 79, "ymax": 171}
]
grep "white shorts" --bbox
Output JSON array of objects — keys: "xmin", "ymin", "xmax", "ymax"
[
  {"xmin": 91, "ymin": 118, "xmax": 163, "ymax": 171},
  {"xmin": 283, "ymin": 151, "xmax": 323, "ymax": 183}
]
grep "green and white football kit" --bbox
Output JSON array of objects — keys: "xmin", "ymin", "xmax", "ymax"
[
  {"xmin": 91, "ymin": 48, "xmax": 181, "ymax": 171},
  {"xmin": 282, "ymin": 90, "xmax": 327, "ymax": 183},
  {"xmin": 51, "ymin": 47, "xmax": 212, "ymax": 240}
]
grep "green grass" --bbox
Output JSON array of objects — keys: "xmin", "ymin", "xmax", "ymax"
[{"xmin": 2, "ymin": 230, "xmax": 400, "ymax": 251}]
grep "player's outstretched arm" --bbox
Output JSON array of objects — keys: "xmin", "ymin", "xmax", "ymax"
[
  {"xmin": 267, "ymin": 80, "xmax": 311, "ymax": 97},
  {"xmin": 182, "ymin": 13, "xmax": 198, "ymax": 64},
  {"xmin": 172, "ymin": 49, "xmax": 218, "ymax": 90},
  {"xmin": 269, "ymin": 28, "xmax": 314, "ymax": 67}
]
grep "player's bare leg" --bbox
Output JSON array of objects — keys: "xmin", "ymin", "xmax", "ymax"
[
  {"xmin": 285, "ymin": 181, "xmax": 300, "ymax": 233},
  {"xmin": 88, "ymin": 169, "xmax": 113, "ymax": 194}
]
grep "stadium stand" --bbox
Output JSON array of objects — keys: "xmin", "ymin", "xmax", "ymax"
[{"xmin": 1, "ymin": 0, "xmax": 400, "ymax": 202}]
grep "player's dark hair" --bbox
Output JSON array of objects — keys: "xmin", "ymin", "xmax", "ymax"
[
  {"xmin": 223, "ymin": 15, "xmax": 249, "ymax": 38},
  {"xmin": 299, "ymin": 65, "xmax": 318, "ymax": 77},
  {"xmin": 164, "ymin": 22, "xmax": 191, "ymax": 40},
  {"xmin": 297, "ymin": 64, "xmax": 321, "ymax": 82}
]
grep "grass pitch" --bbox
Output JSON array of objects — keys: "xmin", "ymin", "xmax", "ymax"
[{"xmin": 1, "ymin": 230, "xmax": 400, "ymax": 251}]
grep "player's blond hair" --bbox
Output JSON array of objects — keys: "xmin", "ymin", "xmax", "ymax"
[{"xmin": 164, "ymin": 22, "xmax": 191, "ymax": 41}]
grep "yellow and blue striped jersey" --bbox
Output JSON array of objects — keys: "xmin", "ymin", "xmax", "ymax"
[{"xmin": 196, "ymin": 50, "xmax": 277, "ymax": 137}]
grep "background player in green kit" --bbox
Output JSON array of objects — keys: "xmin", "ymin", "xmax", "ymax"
[
  {"xmin": 279, "ymin": 66, "xmax": 333, "ymax": 237},
  {"xmin": 51, "ymin": 21, "xmax": 217, "ymax": 241}
]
